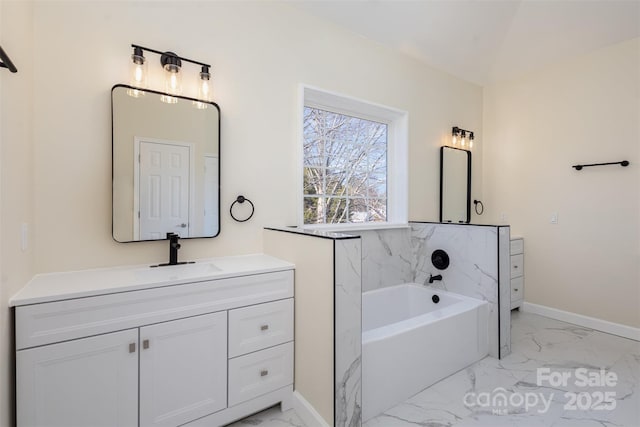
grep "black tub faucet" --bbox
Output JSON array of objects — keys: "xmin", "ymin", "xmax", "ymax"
[{"xmin": 428, "ymin": 273, "xmax": 442, "ymax": 284}]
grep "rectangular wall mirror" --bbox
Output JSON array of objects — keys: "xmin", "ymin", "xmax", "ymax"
[
  {"xmin": 439, "ymin": 146, "xmax": 471, "ymax": 223},
  {"xmin": 112, "ymin": 84, "xmax": 220, "ymax": 242}
]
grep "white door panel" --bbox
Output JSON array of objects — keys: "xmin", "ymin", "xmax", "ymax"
[{"xmin": 139, "ymin": 140, "xmax": 191, "ymax": 240}]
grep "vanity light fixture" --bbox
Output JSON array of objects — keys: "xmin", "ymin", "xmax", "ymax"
[
  {"xmin": 451, "ymin": 126, "xmax": 475, "ymax": 150},
  {"xmin": 128, "ymin": 44, "xmax": 213, "ymax": 105}
]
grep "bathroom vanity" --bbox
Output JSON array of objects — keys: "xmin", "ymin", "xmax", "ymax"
[{"xmin": 10, "ymin": 254, "xmax": 294, "ymax": 427}]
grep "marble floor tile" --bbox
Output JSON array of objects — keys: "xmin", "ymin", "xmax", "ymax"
[
  {"xmin": 365, "ymin": 311, "xmax": 640, "ymax": 427},
  {"xmin": 225, "ymin": 405, "xmax": 306, "ymax": 427},
  {"xmin": 232, "ymin": 312, "xmax": 639, "ymax": 427}
]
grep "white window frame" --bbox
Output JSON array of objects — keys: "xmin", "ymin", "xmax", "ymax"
[{"xmin": 298, "ymin": 84, "xmax": 408, "ymax": 230}]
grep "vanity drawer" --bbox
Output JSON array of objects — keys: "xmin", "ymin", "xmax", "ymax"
[
  {"xmin": 228, "ymin": 342, "xmax": 293, "ymax": 407},
  {"xmin": 16, "ymin": 270, "xmax": 293, "ymax": 350},
  {"xmin": 511, "ymin": 276, "xmax": 524, "ymax": 302},
  {"xmin": 228, "ymin": 299, "xmax": 293, "ymax": 358},
  {"xmin": 510, "ymin": 238, "xmax": 524, "ymax": 255},
  {"xmin": 510, "ymin": 254, "xmax": 524, "ymax": 278}
]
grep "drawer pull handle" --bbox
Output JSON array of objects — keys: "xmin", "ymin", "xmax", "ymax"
[
  {"xmin": 514, "ymin": 265, "xmax": 519, "ymax": 269},
  {"xmin": 260, "ymin": 370, "xmax": 269, "ymax": 377},
  {"xmin": 260, "ymin": 324, "xmax": 269, "ymax": 331},
  {"xmin": 129, "ymin": 343, "xmax": 136, "ymax": 353},
  {"xmin": 514, "ymin": 288, "xmax": 519, "ymax": 292},
  {"xmin": 143, "ymin": 339, "xmax": 150, "ymax": 350}
]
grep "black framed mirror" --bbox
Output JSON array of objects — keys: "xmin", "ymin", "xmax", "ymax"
[
  {"xmin": 112, "ymin": 84, "xmax": 220, "ymax": 242},
  {"xmin": 439, "ymin": 146, "xmax": 471, "ymax": 223}
]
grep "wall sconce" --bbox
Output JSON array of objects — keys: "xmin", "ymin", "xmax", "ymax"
[
  {"xmin": 451, "ymin": 126, "xmax": 475, "ymax": 150},
  {"xmin": 128, "ymin": 44, "xmax": 213, "ymax": 105}
]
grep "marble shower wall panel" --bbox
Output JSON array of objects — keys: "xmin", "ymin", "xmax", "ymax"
[
  {"xmin": 353, "ymin": 229, "xmax": 413, "ymax": 292},
  {"xmin": 334, "ymin": 238, "xmax": 363, "ymax": 427},
  {"xmin": 410, "ymin": 223, "xmax": 503, "ymax": 358}
]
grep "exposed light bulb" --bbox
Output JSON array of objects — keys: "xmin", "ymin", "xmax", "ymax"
[
  {"xmin": 194, "ymin": 65, "xmax": 212, "ymax": 109},
  {"xmin": 469, "ymin": 132, "xmax": 474, "ymax": 149},
  {"xmin": 161, "ymin": 53, "xmax": 182, "ymax": 104},
  {"xmin": 460, "ymin": 130, "xmax": 466, "ymax": 147},
  {"xmin": 127, "ymin": 47, "xmax": 147, "ymax": 98}
]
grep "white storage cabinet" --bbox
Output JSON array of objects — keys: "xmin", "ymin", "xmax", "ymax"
[{"xmin": 510, "ymin": 237, "xmax": 525, "ymax": 309}]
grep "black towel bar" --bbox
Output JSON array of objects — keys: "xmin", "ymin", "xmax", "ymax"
[
  {"xmin": 0, "ymin": 45, "xmax": 17, "ymax": 73},
  {"xmin": 572, "ymin": 160, "xmax": 629, "ymax": 171}
]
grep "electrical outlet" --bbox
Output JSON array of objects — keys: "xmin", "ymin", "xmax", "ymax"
[
  {"xmin": 550, "ymin": 212, "xmax": 559, "ymax": 224},
  {"xmin": 500, "ymin": 212, "xmax": 508, "ymax": 222}
]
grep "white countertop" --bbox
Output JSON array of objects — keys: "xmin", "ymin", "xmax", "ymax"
[{"xmin": 10, "ymin": 254, "xmax": 294, "ymax": 307}]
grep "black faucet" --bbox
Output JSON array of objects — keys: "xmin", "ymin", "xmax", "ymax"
[
  {"xmin": 428, "ymin": 273, "xmax": 443, "ymax": 284},
  {"xmin": 168, "ymin": 232, "xmax": 181, "ymax": 265},
  {"xmin": 151, "ymin": 233, "xmax": 194, "ymax": 267}
]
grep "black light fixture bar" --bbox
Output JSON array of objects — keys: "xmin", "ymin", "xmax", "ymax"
[
  {"xmin": 131, "ymin": 44, "xmax": 210, "ymax": 69},
  {"xmin": 452, "ymin": 126, "xmax": 474, "ymax": 138},
  {"xmin": 572, "ymin": 160, "xmax": 629, "ymax": 171},
  {"xmin": 0, "ymin": 45, "xmax": 17, "ymax": 73}
]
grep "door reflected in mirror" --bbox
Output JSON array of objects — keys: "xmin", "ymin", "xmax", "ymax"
[
  {"xmin": 440, "ymin": 146, "xmax": 471, "ymax": 223},
  {"xmin": 112, "ymin": 85, "xmax": 220, "ymax": 242}
]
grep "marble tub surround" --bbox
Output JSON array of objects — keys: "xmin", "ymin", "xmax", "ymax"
[
  {"xmin": 334, "ymin": 238, "xmax": 363, "ymax": 427},
  {"xmin": 349, "ymin": 228, "xmax": 413, "ymax": 292},
  {"xmin": 264, "ymin": 229, "xmax": 362, "ymax": 427},
  {"xmin": 364, "ymin": 310, "xmax": 640, "ymax": 427},
  {"xmin": 411, "ymin": 222, "xmax": 511, "ymax": 358},
  {"xmin": 355, "ymin": 223, "xmax": 511, "ymax": 359}
]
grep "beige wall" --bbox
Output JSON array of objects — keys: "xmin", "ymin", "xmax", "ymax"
[
  {"xmin": 483, "ymin": 38, "xmax": 640, "ymax": 328},
  {"xmin": 263, "ymin": 230, "xmax": 334, "ymax": 424},
  {"xmin": 0, "ymin": 1, "xmax": 35, "ymax": 426},
  {"xmin": 28, "ymin": 1, "xmax": 482, "ymax": 273}
]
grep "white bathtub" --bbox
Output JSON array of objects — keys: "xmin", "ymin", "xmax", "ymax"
[{"xmin": 362, "ymin": 284, "xmax": 489, "ymax": 421}]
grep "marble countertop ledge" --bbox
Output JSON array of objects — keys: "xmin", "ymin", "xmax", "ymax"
[
  {"xmin": 264, "ymin": 226, "xmax": 361, "ymax": 240},
  {"xmin": 10, "ymin": 254, "xmax": 294, "ymax": 307}
]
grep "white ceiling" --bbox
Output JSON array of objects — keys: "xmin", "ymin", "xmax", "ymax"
[{"xmin": 293, "ymin": 0, "xmax": 640, "ymax": 85}]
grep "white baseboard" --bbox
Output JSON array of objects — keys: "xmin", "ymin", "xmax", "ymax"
[
  {"xmin": 292, "ymin": 391, "xmax": 331, "ymax": 427},
  {"xmin": 522, "ymin": 302, "xmax": 640, "ymax": 342}
]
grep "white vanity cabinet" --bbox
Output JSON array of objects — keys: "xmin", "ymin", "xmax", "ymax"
[
  {"xmin": 510, "ymin": 237, "xmax": 524, "ymax": 309},
  {"xmin": 11, "ymin": 255, "xmax": 295, "ymax": 427}
]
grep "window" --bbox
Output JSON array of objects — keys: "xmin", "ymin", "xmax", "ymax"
[
  {"xmin": 303, "ymin": 107, "xmax": 388, "ymax": 224},
  {"xmin": 300, "ymin": 86, "xmax": 408, "ymax": 227}
]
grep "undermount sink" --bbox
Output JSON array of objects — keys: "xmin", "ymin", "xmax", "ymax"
[{"xmin": 135, "ymin": 262, "xmax": 222, "ymax": 282}]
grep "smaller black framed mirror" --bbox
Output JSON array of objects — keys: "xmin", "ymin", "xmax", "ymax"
[{"xmin": 439, "ymin": 146, "xmax": 471, "ymax": 223}]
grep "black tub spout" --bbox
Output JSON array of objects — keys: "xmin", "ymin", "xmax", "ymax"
[{"xmin": 428, "ymin": 274, "xmax": 442, "ymax": 284}]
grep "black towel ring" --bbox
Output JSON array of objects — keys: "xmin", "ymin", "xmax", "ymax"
[
  {"xmin": 230, "ymin": 195, "xmax": 254, "ymax": 222},
  {"xmin": 473, "ymin": 199, "xmax": 484, "ymax": 215}
]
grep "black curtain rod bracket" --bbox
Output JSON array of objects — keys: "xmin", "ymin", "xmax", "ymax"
[
  {"xmin": 0, "ymin": 45, "xmax": 17, "ymax": 73},
  {"xmin": 572, "ymin": 160, "xmax": 629, "ymax": 171}
]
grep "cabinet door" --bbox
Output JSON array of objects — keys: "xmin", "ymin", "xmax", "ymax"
[
  {"xmin": 139, "ymin": 311, "xmax": 227, "ymax": 427},
  {"xmin": 17, "ymin": 329, "xmax": 138, "ymax": 427}
]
